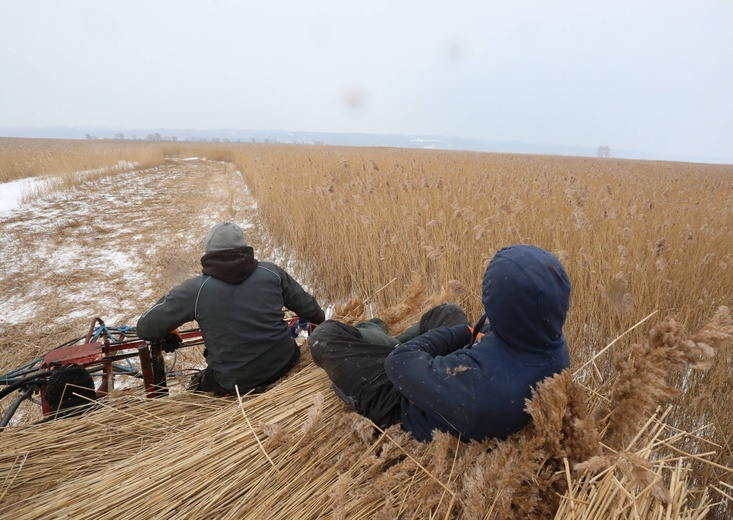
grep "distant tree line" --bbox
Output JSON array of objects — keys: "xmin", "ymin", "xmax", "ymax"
[{"xmin": 85, "ymin": 133, "xmax": 320, "ymax": 145}]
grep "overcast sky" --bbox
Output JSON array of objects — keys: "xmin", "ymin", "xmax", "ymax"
[{"xmin": 1, "ymin": 1, "xmax": 731, "ymax": 163}]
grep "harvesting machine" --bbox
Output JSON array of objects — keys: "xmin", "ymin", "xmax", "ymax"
[{"xmin": 0, "ymin": 315, "xmax": 310, "ymax": 428}]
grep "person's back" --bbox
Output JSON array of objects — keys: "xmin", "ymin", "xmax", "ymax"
[
  {"xmin": 385, "ymin": 245, "xmax": 571, "ymax": 441},
  {"xmin": 189, "ymin": 260, "xmax": 324, "ymax": 389},
  {"xmin": 137, "ymin": 222, "xmax": 325, "ymax": 394}
]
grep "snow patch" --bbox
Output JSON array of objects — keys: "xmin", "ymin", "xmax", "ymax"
[{"xmin": 0, "ymin": 177, "xmax": 45, "ymax": 217}]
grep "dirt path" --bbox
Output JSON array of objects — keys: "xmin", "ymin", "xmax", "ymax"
[{"xmin": 0, "ymin": 159, "xmax": 256, "ymax": 374}]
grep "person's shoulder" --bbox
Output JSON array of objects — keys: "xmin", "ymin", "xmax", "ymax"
[
  {"xmin": 177, "ymin": 275, "xmax": 208, "ymax": 291},
  {"xmin": 254, "ymin": 261, "xmax": 286, "ymax": 279}
]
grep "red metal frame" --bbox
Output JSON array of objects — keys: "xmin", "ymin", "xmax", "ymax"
[
  {"xmin": 38, "ymin": 316, "xmax": 304, "ymax": 415},
  {"xmin": 39, "ymin": 318, "xmax": 205, "ymax": 415}
]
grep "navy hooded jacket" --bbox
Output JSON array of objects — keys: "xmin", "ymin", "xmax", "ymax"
[{"xmin": 384, "ymin": 245, "xmax": 571, "ymax": 442}]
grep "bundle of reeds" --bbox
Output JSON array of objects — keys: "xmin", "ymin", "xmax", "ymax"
[{"xmin": 1, "ymin": 304, "xmax": 730, "ymax": 519}]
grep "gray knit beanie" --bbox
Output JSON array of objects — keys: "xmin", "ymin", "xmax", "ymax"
[{"xmin": 204, "ymin": 222, "xmax": 248, "ymax": 253}]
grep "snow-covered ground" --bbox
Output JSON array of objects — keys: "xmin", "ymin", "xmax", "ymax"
[
  {"xmin": 0, "ymin": 158, "xmax": 332, "ymax": 428},
  {"xmin": 0, "ymin": 158, "xmax": 259, "ymax": 349},
  {"xmin": 0, "ymin": 159, "xmax": 263, "ymax": 423},
  {"xmin": 0, "ymin": 154, "xmax": 333, "ymax": 335},
  {"xmin": 0, "ymin": 177, "xmax": 44, "ymax": 216}
]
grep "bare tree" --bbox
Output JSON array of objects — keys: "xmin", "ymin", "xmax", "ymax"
[{"xmin": 597, "ymin": 145, "xmax": 611, "ymax": 158}]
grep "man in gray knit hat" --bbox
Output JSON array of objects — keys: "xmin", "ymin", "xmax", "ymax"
[{"xmin": 137, "ymin": 222, "xmax": 325, "ymax": 395}]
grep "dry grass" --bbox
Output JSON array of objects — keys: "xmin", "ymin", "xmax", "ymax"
[
  {"xmin": 1, "ymin": 300, "xmax": 730, "ymax": 519},
  {"xmin": 0, "ymin": 138, "xmax": 170, "ymax": 185},
  {"xmin": 2, "ymin": 139, "xmax": 733, "ymax": 517},
  {"xmin": 185, "ymin": 143, "xmax": 733, "ymax": 518}
]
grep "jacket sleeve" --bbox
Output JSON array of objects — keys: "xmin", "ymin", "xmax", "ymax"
[
  {"xmin": 278, "ymin": 268, "xmax": 326, "ymax": 324},
  {"xmin": 136, "ymin": 278, "xmax": 200, "ymax": 340},
  {"xmin": 384, "ymin": 325, "xmax": 478, "ymax": 417}
]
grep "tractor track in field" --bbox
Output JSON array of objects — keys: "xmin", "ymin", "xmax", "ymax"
[{"xmin": 0, "ymin": 158, "xmax": 256, "ymax": 377}]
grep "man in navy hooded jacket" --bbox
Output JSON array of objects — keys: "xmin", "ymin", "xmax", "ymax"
[{"xmin": 310, "ymin": 244, "xmax": 571, "ymax": 442}]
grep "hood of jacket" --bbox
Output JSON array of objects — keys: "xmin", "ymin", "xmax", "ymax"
[
  {"xmin": 481, "ymin": 245, "xmax": 571, "ymax": 357},
  {"xmin": 201, "ymin": 246, "xmax": 259, "ymax": 285}
]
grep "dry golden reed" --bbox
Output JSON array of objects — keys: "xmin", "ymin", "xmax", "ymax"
[
  {"xmin": 0, "ymin": 138, "xmax": 168, "ymax": 185},
  {"xmin": 3, "ymin": 140, "xmax": 733, "ymax": 517},
  {"xmin": 2, "ymin": 299, "xmax": 731, "ymax": 519}
]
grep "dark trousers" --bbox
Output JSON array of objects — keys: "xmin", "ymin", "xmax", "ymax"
[
  {"xmin": 193, "ymin": 346, "xmax": 301, "ymax": 396},
  {"xmin": 309, "ymin": 303, "xmax": 467, "ymax": 428}
]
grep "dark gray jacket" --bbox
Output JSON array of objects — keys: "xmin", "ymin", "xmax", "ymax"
[{"xmin": 137, "ymin": 247, "xmax": 325, "ymax": 390}]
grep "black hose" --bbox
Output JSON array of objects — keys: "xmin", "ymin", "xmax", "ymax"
[
  {"xmin": 0, "ymin": 386, "xmax": 35, "ymax": 429},
  {"xmin": 0, "ymin": 371, "xmax": 52, "ymax": 401}
]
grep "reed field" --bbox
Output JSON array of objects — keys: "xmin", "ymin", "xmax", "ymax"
[
  {"xmin": 1, "ymin": 139, "xmax": 732, "ymax": 518},
  {"xmin": 0, "ymin": 137, "xmax": 168, "ymax": 187}
]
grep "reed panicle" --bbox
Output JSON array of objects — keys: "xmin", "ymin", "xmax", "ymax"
[{"xmin": 602, "ymin": 309, "xmax": 725, "ymax": 449}]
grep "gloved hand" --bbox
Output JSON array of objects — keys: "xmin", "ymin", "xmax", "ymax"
[
  {"xmin": 290, "ymin": 318, "xmax": 310, "ymax": 338},
  {"xmin": 162, "ymin": 329, "xmax": 182, "ymax": 353}
]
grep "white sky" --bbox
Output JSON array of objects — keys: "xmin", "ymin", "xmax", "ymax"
[{"xmin": 1, "ymin": 1, "xmax": 731, "ymax": 162}]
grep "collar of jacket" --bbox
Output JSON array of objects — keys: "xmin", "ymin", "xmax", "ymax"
[{"xmin": 201, "ymin": 246, "xmax": 258, "ymax": 285}]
